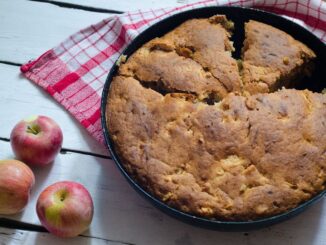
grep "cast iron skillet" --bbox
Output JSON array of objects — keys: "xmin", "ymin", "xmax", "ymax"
[{"xmin": 101, "ymin": 6, "xmax": 326, "ymax": 231}]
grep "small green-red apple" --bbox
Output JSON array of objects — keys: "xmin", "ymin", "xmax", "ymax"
[
  {"xmin": 10, "ymin": 115, "xmax": 63, "ymax": 166},
  {"xmin": 0, "ymin": 159, "xmax": 35, "ymax": 215},
  {"xmin": 36, "ymin": 181, "xmax": 94, "ymax": 238}
]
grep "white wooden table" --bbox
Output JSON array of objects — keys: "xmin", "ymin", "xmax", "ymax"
[{"xmin": 0, "ymin": 1, "xmax": 325, "ymax": 244}]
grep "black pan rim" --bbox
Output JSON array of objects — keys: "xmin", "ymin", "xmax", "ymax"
[{"xmin": 101, "ymin": 5, "xmax": 326, "ymax": 230}]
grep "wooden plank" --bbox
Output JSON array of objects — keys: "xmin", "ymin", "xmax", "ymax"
[
  {"xmin": 0, "ymin": 0, "xmax": 113, "ymax": 64},
  {"xmin": 0, "ymin": 228, "xmax": 128, "ymax": 245},
  {"xmin": 0, "ymin": 0, "xmax": 200, "ymax": 64},
  {"xmin": 0, "ymin": 140, "xmax": 326, "ymax": 244},
  {"xmin": 0, "ymin": 63, "xmax": 108, "ymax": 156},
  {"xmin": 45, "ymin": 0, "xmax": 199, "ymax": 12}
]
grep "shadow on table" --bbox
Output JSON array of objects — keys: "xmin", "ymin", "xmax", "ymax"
[{"xmin": 30, "ymin": 162, "xmax": 55, "ymax": 195}]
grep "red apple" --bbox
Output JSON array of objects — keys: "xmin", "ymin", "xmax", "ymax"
[
  {"xmin": 10, "ymin": 115, "xmax": 63, "ymax": 166},
  {"xmin": 36, "ymin": 181, "xmax": 94, "ymax": 238},
  {"xmin": 0, "ymin": 159, "xmax": 35, "ymax": 215}
]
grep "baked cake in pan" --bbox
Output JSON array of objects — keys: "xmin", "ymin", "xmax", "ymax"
[{"xmin": 106, "ymin": 15, "xmax": 325, "ymax": 220}]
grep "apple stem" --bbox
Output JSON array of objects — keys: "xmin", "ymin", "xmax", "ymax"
[
  {"xmin": 27, "ymin": 125, "xmax": 40, "ymax": 135},
  {"xmin": 60, "ymin": 193, "xmax": 66, "ymax": 202}
]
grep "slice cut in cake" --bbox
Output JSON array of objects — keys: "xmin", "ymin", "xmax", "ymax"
[
  {"xmin": 241, "ymin": 20, "xmax": 316, "ymax": 95},
  {"xmin": 119, "ymin": 15, "xmax": 242, "ymax": 102}
]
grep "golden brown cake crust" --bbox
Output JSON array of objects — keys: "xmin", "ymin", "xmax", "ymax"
[
  {"xmin": 107, "ymin": 76, "xmax": 326, "ymax": 220},
  {"xmin": 242, "ymin": 20, "xmax": 316, "ymax": 95},
  {"xmin": 106, "ymin": 16, "xmax": 323, "ymax": 221},
  {"xmin": 119, "ymin": 15, "xmax": 242, "ymax": 101}
]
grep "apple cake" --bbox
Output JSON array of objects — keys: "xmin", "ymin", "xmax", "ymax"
[
  {"xmin": 106, "ymin": 15, "xmax": 325, "ymax": 220},
  {"xmin": 242, "ymin": 20, "xmax": 316, "ymax": 95}
]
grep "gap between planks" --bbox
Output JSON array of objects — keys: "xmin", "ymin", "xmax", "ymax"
[
  {"xmin": 0, "ymin": 137, "xmax": 111, "ymax": 159},
  {"xmin": 29, "ymin": 0, "xmax": 124, "ymax": 14},
  {"xmin": 0, "ymin": 226, "xmax": 135, "ymax": 245},
  {"xmin": 0, "ymin": 61, "xmax": 22, "ymax": 67},
  {"xmin": 0, "ymin": 218, "xmax": 45, "ymax": 232},
  {"xmin": 30, "ymin": 0, "xmax": 200, "ymax": 13}
]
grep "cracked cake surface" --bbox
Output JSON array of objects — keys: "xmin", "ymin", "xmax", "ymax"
[
  {"xmin": 242, "ymin": 20, "xmax": 316, "ymax": 95},
  {"xmin": 119, "ymin": 16, "xmax": 241, "ymax": 102},
  {"xmin": 106, "ymin": 15, "xmax": 325, "ymax": 220}
]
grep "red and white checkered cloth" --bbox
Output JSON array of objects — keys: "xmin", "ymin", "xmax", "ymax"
[{"xmin": 21, "ymin": 0, "xmax": 326, "ymax": 144}]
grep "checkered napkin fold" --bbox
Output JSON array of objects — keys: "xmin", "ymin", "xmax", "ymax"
[{"xmin": 21, "ymin": 0, "xmax": 326, "ymax": 144}]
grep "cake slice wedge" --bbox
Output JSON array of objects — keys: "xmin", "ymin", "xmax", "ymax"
[
  {"xmin": 119, "ymin": 15, "xmax": 242, "ymax": 102},
  {"xmin": 241, "ymin": 20, "xmax": 316, "ymax": 95}
]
